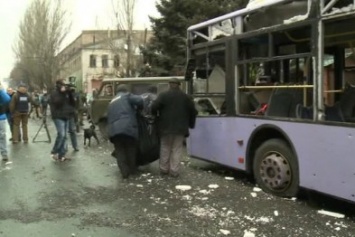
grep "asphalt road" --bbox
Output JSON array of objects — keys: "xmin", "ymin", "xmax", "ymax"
[{"xmin": 0, "ymin": 118, "xmax": 354, "ymax": 237}]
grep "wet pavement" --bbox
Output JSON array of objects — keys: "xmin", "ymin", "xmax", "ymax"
[{"xmin": 0, "ymin": 118, "xmax": 355, "ymax": 237}]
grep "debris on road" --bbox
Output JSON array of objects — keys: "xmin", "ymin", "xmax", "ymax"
[
  {"xmin": 208, "ymin": 184, "xmax": 219, "ymax": 189},
  {"xmin": 243, "ymin": 230, "xmax": 256, "ymax": 237},
  {"xmin": 250, "ymin": 192, "xmax": 257, "ymax": 197},
  {"xmin": 175, "ymin": 185, "xmax": 192, "ymax": 191},
  {"xmin": 253, "ymin": 187, "xmax": 262, "ymax": 192},
  {"xmin": 224, "ymin": 176, "xmax": 234, "ymax": 180},
  {"xmin": 219, "ymin": 229, "xmax": 231, "ymax": 235},
  {"xmin": 317, "ymin": 210, "xmax": 345, "ymax": 218}
]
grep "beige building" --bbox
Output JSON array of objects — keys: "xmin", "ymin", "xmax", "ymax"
[{"xmin": 56, "ymin": 29, "xmax": 152, "ymax": 93}]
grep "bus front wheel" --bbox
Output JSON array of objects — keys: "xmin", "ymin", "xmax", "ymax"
[{"xmin": 253, "ymin": 139, "xmax": 299, "ymax": 197}]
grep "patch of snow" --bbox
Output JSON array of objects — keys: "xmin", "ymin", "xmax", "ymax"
[
  {"xmin": 317, "ymin": 210, "xmax": 345, "ymax": 218},
  {"xmin": 136, "ymin": 184, "xmax": 143, "ymax": 188},
  {"xmin": 250, "ymin": 192, "xmax": 257, "ymax": 197},
  {"xmin": 226, "ymin": 210, "xmax": 235, "ymax": 216},
  {"xmin": 220, "ymin": 229, "xmax": 231, "ymax": 235},
  {"xmin": 335, "ymin": 222, "xmax": 348, "ymax": 228},
  {"xmin": 243, "ymin": 231, "xmax": 255, "ymax": 237},
  {"xmin": 326, "ymin": 4, "xmax": 354, "ymax": 15},
  {"xmin": 5, "ymin": 161, "xmax": 12, "ymax": 165},
  {"xmin": 255, "ymin": 216, "xmax": 273, "ymax": 223},
  {"xmin": 253, "ymin": 187, "xmax": 262, "ymax": 192},
  {"xmin": 199, "ymin": 189, "xmax": 211, "ymax": 195},
  {"xmin": 189, "ymin": 206, "xmax": 218, "ymax": 218},
  {"xmin": 335, "ymin": 227, "xmax": 341, "ymax": 231},
  {"xmin": 182, "ymin": 195, "xmax": 192, "ymax": 200},
  {"xmin": 274, "ymin": 211, "xmax": 279, "ymax": 216},
  {"xmin": 284, "ymin": 14, "xmax": 308, "ymax": 24},
  {"xmin": 225, "ymin": 176, "xmax": 234, "ymax": 180},
  {"xmin": 208, "ymin": 184, "xmax": 219, "ymax": 189},
  {"xmin": 284, "ymin": 197, "xmax": 297, "ymax": 201},
  {"xmin": 176, "ymin": 185, "xmax": 192, "ymax": 191}
]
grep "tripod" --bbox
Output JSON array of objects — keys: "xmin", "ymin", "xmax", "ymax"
[{"xmin": 32, "ymin": 111, "xmax": 51, "ymax": 143}]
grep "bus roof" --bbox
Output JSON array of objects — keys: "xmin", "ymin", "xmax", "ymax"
[
  {"xmin": 102, "ymin": 76, "xmax": 185, "ymax": 83},
  {"xmin": 187, "ymin": 0, "xmax": 296, "ymax": 31}
]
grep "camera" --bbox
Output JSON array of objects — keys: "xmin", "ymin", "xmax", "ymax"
[{"xmin": 65, "ymin": 76, "xmax": 76, "ymax": 89}]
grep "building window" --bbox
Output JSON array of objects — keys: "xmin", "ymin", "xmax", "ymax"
[
  {"xmin": 90, "ymin": 55, "xmax": 96, "ymax": 68},
  {"xmin": 102, "ymin": 55, "xmax": 109, "ymax": 68},
  {"xmin": 114, "ymin": 55, "xmax": 120, "ymax": 68}
]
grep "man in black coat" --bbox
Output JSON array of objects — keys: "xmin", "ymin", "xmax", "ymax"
[
  {"xmin": 151, "ymin": 78, "xmax": 197, "ymax": 177},
  {"xmin": 107, "ymin": 84, "xmax": 143, "ymax": 179},
  {"xmin": 49, "ymin": 79, "xmax": 76, "ymax": 161}
]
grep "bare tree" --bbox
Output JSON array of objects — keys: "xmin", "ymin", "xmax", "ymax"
[
  {"xmin": 111, "ymin": 0, "xmax": 137, "ymax": 77},
  {"xmin": 13, "ymin": 0, "xmax": 70, "ymax": 90}
]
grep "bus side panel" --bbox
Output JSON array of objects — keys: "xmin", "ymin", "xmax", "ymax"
[
  {"xmin": 187, "ymin": 117, "xmax": 255, "ymax": 170},
  {"xmin": 275, "ymin": 121, "xmax": 355, "ymax": 202},
  {"xmin": 188, "ymin": 116, "xmax": 355, "ymax": 202}
]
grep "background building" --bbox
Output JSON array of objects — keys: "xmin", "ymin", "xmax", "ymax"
[{"xmin": 56, "ymin": 29, "xmax": 152, "ymax": 93}]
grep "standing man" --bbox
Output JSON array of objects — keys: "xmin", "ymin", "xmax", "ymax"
[
  {"xmin": 107, "ymin": 84, "xmax": 143, "ymax": 179},
  {"xmin": 50, "ymin": 79, "xmax": 76, "ymax": 161},
  {"xmin": 0, "ymin": 84, "xmax": 11, "ymax": 161},
  {"xmin": 29, "ymin": 91, "xmax": 41, "ymax": 119},
  {"xmin": 151, "ymin": 78, "xmax": 197, "ymax": 177},
  {"xmin": 40, "ymin": 89, "xmax": 49, "ymax": 116},
  {"xmin": 9, "ymin": 84, "xmax": 32, "ymax": 144}
]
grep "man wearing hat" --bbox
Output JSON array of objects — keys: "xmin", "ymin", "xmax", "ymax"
[
  {"xmin": 9, "ymin": 83, "xmax": 32, "ymax": 144},
  {"xmin": 151, "ymin": 78, "xmax": 197, "ymax": 177}
]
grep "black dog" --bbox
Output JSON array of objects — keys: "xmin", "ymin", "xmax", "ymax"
[{"xmin": 84, "ymin": 124, "xmax": 99, "ymax": 147}]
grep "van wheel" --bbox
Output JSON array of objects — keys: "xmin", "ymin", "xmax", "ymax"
[
  {"xmin": 253, "ymin": 139, "xmax": 299, "ymax": 197},
  {"xmin": 98, "ymin": 119, "xmax": 108, "ymax": 140}
]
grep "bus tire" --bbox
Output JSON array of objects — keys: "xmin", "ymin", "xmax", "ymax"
[{"xmin": 253, "ymin": 138, "xmax": 299, "ymax": 197}]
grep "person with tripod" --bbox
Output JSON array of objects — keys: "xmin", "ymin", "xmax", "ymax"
[{"xmin": 49, "ymin": 79, "xmax": 76, "ymax": 161}]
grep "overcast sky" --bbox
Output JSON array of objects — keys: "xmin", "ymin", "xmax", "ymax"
[{"xmin": 0, "ymin": 0, "xmax": 159, "ymax": 81}]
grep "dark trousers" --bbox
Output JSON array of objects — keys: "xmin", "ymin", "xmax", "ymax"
[{"xmin": 112, "ymin": 135, "xmax": 137, "ymax": 179}]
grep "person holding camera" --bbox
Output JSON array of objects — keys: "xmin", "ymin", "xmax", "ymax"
[{"xmin": 49, "ymin": 79, "xmax": 76, "ymax": 161}]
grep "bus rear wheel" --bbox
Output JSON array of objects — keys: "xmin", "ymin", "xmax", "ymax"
[{"xmin": 253, "ymin": 139, "xmax": 299, "ymax": 197}]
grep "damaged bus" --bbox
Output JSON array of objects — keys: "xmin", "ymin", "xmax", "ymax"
[{"xmin": 185, "ymin": 0, "xmax": 355, "ymax": 202}]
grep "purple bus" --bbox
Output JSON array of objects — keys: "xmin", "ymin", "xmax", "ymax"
[{"xmin": 185, "ymin": 0, "xmax": 355, "ymax": 202}]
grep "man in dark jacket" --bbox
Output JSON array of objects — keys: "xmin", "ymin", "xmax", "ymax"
[
  {"xmin": 9, "ymin": 84, "xmax": 32, "ymax": 144},
  {"xmin": 151, "ymin": 78, "xmax": 197, "ymax": 177},
  {"xmin": 49, "ymin": 79, "xmax": 76, "ymax": 161},
  {"xmin": 108, "ymin": 84, "xmax": 143, "ymax": 179}
]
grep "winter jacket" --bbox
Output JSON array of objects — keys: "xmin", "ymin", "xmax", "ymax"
[
  {"xmin": 49, "ymin": 88, "xmax": 76, "ymax": 120},
  {"xmin": 151, "ymin": 87, "xmax": 197, "ymax": 136},
  {"xmin": 0, "ymin": 89, "xmax": 11, "ymax": 121},
  {"xmin": 107, "ymin": 92, "xmax": 144, "ymax": 141},
  {"xmin": 9, "ymin": 86, "xmax": 32, "ymax": 114}
]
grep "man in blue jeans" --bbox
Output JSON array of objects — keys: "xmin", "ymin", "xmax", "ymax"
[
  {"xmin": 0, "ymin": 84, "xmax": 10, "ymax": 161},
  {"xmin": 49, "ymin": 79, "xmax": 76, "ymax": 161}
]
